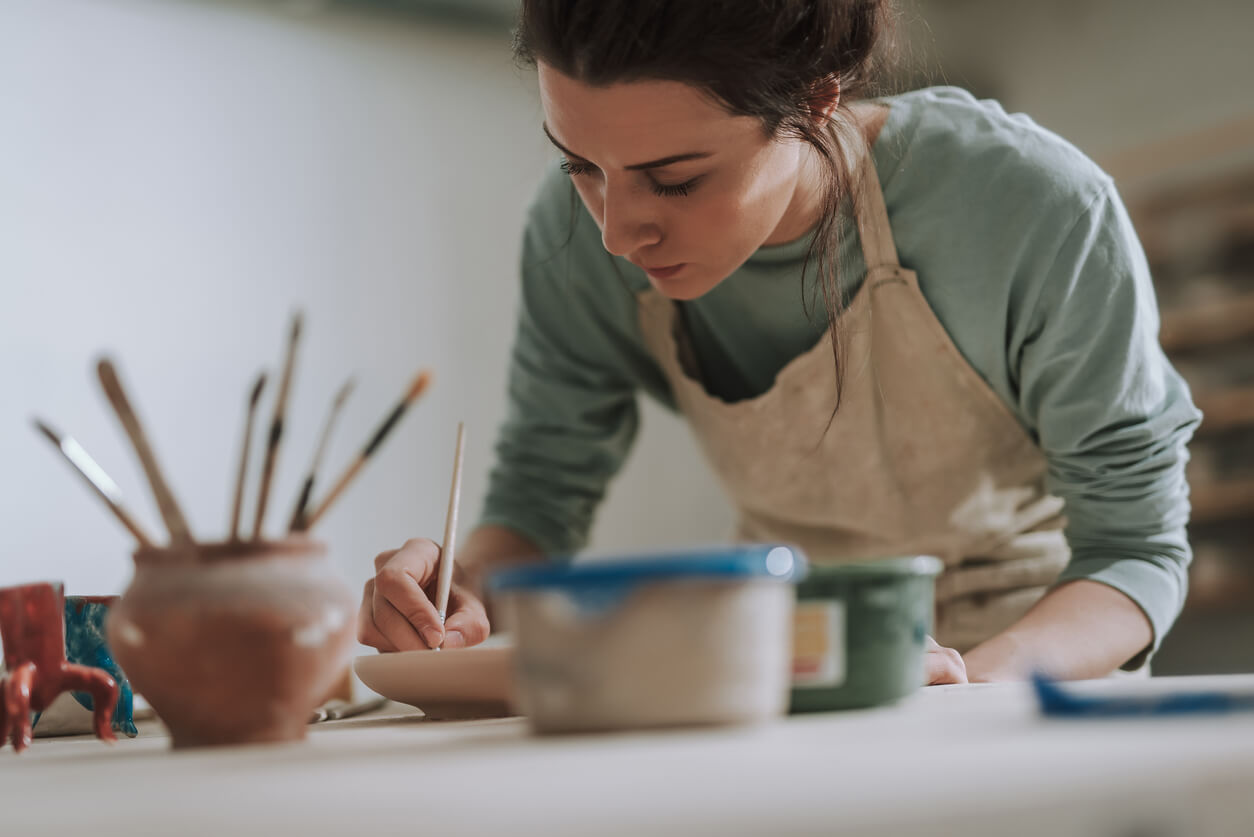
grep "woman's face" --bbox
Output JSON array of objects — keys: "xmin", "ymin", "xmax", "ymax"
[{"xmin": 537, "ymin": 63, "xmax": 821, "ymax": 300}]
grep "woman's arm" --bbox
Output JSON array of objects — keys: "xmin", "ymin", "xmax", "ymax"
[
  {"xmin": 962, "ymin": 579, "xmax": 1153, "ymax": 681},
  {"xmin": 1003, "ymin": 178, "xmax": 1200, "ymax": 677},
  {"xmin": 458, "ymin": 524, "xmax": 546, "ymax": 602}
]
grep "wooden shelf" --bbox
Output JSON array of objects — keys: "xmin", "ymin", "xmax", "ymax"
[
  {"xmin": 1194, "ymin": 387, "xmax": 1254, "ymax": 435},
  {"xmin": 1114, "ymin": 126, "xmax": 1253, "ymax": 614},
  {"xmin": 1187, "ymin": 569, "xmax": 1254, "ymax": 610},
  {"xmin": 1159, "ymin": 293, "xmax": 1254, "ymax": 352},
  {"xmin": 1189, "ymin": 478, "xmax": 1254, "ymax": 525},
  {"xmin": 1185, "ymin": 540, "xmax": 1254, "ymax": 610}
]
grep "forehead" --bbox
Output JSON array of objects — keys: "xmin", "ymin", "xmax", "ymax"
[{"xmin": 536, "ymin": 62, "xmax": 760, "ymax": 164}]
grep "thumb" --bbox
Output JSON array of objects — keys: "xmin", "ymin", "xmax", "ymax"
[{"xmin": 440, "ymin": 585, "xmax": 490, "ymax": 648}]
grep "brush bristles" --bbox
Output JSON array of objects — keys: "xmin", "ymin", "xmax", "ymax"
[
  {"xmin": 332, "ymin": 377, "xmax": 356, "ymax": 411},
  {"xmin": 33, "ymin": 418, "xmax": 60, "ymax": 445},
  {"xmin": 405, "ymin": 370, "xmax": 432, "ymax": 403},
  {"xmin": 249, "ymin": 373, "xmax": 267, "ymax": 406}
]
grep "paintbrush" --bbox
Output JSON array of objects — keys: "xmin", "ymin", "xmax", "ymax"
[
  {"xmin": 287, "ymin": 376, "xmax": 355, "ymax": 532},
  {"xmin": 32, "ymin": 418, "xmax": 156, "ymax": 548},
  {"xmin": 434, "ymin": 422, "xmax": 465, "ymax": 650},
  {"xmin": 229, "ymin": 372, "xmax": 268, "ymax": 542},
  {"xmin": 299, "ymin": 369, "xmax": 432, "ymax": 531},
  {"xmin": 252, "ymin": 312, "xmax": 303, "ymax": 540},
  {"xmin": 97, "ymin": 358, "xmax": 194, "ymax": 547}
]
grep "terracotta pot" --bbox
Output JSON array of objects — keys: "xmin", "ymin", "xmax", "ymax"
[{"xmin": 107, "ymin": 537, "xmax": 355, "ymax": 749}]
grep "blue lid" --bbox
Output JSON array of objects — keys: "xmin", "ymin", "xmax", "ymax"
[{"xmin": 486, "ymin": 544, "xmax": 806, "ymax": 593}]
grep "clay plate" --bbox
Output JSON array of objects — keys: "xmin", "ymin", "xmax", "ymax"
[{"xmin": 353, "ymin": 644, "xmax": 516, "ymax": 720}]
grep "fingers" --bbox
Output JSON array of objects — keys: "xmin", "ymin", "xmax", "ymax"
[
  {"xmin": 372, "ymin": 548, "xmax": 398, "ymax": 573},
  {"xmin": 357, "ymin": 578, "xmax": 396, "ymax": 651},
  {"xmin": 440, "ymin": 584, "xmax": 491, "ymax": 648},
  {"xmin": 374, "ymin": 564, "xmax": 443, "ymax": 649},
  {"xmin": 373, "ymin": 537, "xmax": 441, "ymax": 577},
  {"xmin": 360, "ymin": 538, "xmax": 475, "ymax": 652},
  {"xmin": 924, "ymin": 636, "xmax": 969, "ymax": 686}
]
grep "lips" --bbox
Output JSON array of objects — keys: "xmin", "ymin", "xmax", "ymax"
[{"xmin": 641, "ymin": 263, "xmax": 685, "ymax": 281}]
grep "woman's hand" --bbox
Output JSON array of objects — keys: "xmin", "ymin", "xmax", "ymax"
[
  {"xmin": 923, "ymin": 635, "xmax": 968, "ymax": 685},
  {"xmin": 357, "ymin": 538, "xmax": 491, "ymax": 652}
]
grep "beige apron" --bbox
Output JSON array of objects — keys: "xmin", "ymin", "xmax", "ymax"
[{"xmin": 636, "ymin": 159, "xmax": 1070, "ymax": 652}]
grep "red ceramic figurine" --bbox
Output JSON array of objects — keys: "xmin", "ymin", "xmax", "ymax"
[{"xmin": 0, "ymin": 581, "xmax": 119, "ymax": 753}]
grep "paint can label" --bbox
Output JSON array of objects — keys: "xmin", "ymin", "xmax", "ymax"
[{"xmin": 791, "ymin": 600, "xmax": 846, "ymax": 688}]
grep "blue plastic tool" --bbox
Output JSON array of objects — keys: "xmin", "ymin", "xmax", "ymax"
[{"xmin": 1032, "ymin": 671, "xmax": 1254, "ymax": 718}]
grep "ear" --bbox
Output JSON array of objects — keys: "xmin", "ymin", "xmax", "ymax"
[{"xmin": 805, "ymin": 76, "xmax": 841, "ymax": 123}]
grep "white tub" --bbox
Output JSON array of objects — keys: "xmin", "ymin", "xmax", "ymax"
[{"xmin": 488, "ymin": 545, "xmax": 805, "ymax": 734}]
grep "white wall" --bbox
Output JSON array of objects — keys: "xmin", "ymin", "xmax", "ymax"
[
  {"xmin": 5, "ymin": 0, "xmax": 1250, "ymax": 603},
  {"xmin": 0, "ymin": 0, "xmax": 733, "ymax": 600}
]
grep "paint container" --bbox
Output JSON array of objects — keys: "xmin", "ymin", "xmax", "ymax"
[
  {"xmin": 488, "ymin": 544, "xmax": 806, "ymax": 734},
  {"xmin": 790, "ymin": 556, "xmax": 943, "ymax": 713}
]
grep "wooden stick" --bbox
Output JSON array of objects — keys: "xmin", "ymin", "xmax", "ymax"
[
  {"xmin": 97, "ymin": 358, "xmax": 193, "ymax": 546},
  {"xmin": 299, "ymin": 369, "xmax": 432, "ymax": 531},
  {"xmin": 229, "ymin": 372, "xmax": 267, "ymax": 542},
  {"xmin": 287, "ymin": 376, "xmax": 355, "ymax": 532},
  {"xmin": 252, "ymin": 312, "xmax": 303, "ymax": 540},
  {"xmin": 32, "ymin": 418, "xmax": 156, "ymax": 548},
  {"xmin": 435, "ymin": 422, "xmax": 466, "ymax": 634}
]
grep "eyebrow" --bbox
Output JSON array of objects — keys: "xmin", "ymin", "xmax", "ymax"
[{"xmin": 542, "ymin": 123, "xmax": 713, "ymax": 171}]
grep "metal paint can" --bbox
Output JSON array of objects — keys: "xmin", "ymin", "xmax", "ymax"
[{"xmin": 790, "ymin": 555, "xmax": 943, "ymax": 712}]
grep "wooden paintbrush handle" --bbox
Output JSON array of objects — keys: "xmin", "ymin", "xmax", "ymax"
[
  {"xmin": 97, "ymin": 359, "xmax": 193, "ymax": 546},
  {"xmin": 59, "ymin": 437, "xmax": 155, "ymax": 548},
  {"xmin": 35, "ymin": 419, "xmax": 156, "ymax": 548},
  {"xmin": 435, "ymin": 422, "xmax": 466, "ymax": 622},
  {"xmin": 297, "ymin": 369, "xmax": 431, "ymax": 531},
  {"xmin": 253, "ymin": 313, "xmax": 303, "ymax": 539}
]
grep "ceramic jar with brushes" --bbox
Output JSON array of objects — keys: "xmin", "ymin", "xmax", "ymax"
[
  {"xmin": 32, "ymin": 312, "xmax": 435, "ymax": 748},
  {"xmin": 107, "ymin": 537, "xmax": 354, "ymax": 748}
]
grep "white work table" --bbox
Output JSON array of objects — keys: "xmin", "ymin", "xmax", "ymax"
[{"xmin": 5, "ymin": 675, "xmax": 1254, "ymax": 836}]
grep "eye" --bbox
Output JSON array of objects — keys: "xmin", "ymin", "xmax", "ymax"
[
  {"xmin": 559, "ymin": 158, "xmax": 596, "ymax": 177},
  {"xmin": 651, "ymin": 178, "xmax": 700, "ymax": 198}
]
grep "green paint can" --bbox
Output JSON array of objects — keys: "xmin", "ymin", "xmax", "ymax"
[{"xmin": 789, "ymin": 555, "xmax": 943, "ymax": 713}]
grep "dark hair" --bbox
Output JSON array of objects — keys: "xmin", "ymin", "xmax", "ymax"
[{"xmin": 515, "ymin": 0, "xmax": 893, "ymax": 411}]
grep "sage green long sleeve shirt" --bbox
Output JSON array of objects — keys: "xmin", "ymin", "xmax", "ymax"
[{"xmin": 480, "ymin": 86, "xmax": 1202, "ymax": 656}]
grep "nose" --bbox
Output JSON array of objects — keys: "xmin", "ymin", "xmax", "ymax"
[{"xmin": 599, "ymin": 180, "xmax": 661, "ymax": 257}]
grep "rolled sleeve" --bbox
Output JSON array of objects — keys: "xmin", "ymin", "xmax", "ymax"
[{"xmin": 1014, "ymin": 179, "xmax": 1202, "ymax": 666}]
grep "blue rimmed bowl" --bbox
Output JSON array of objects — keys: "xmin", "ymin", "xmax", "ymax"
[{"xmin": 488, "ymin": 544, "xmax": 806, "ymax": 733}]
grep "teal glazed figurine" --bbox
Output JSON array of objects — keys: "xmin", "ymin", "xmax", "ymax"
[
  {"xmin": 0, "ymin": 581, "xmax": 119, "ymax": 752},
  {"xmin": 62, "ymin": 596, "xmax": 137, "ymax": 737}
]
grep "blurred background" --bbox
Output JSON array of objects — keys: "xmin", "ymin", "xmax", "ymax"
[{"xmin": 2, "ymin": 0, "xmax": 1251, "ymax": 673}]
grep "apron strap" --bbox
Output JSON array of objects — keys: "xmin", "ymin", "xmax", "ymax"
[{"xmin": 852, "ymin": 148, "xmax": 901, "ymax": 271}]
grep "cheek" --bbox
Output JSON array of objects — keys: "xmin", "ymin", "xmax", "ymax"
[
  {"xmin": 677, "ymin": 198, "xmax": 744, "ymax": 247},
  {"xmin": 730, "ymin": 151, "xmax": 799, "ymax": 222},
  {"xmin": 692, "ymin": 166, "xmax": 792, "ymax": 247}
]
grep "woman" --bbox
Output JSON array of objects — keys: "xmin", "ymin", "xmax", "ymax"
[{"xmin": 357, "ymin": 0, "xmax": 1200, "ymax": 683}]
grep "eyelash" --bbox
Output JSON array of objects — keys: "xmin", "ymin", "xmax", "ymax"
[{"xmin": 560, "ymin": 158, "xmax": 699, "ymax": 198}]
